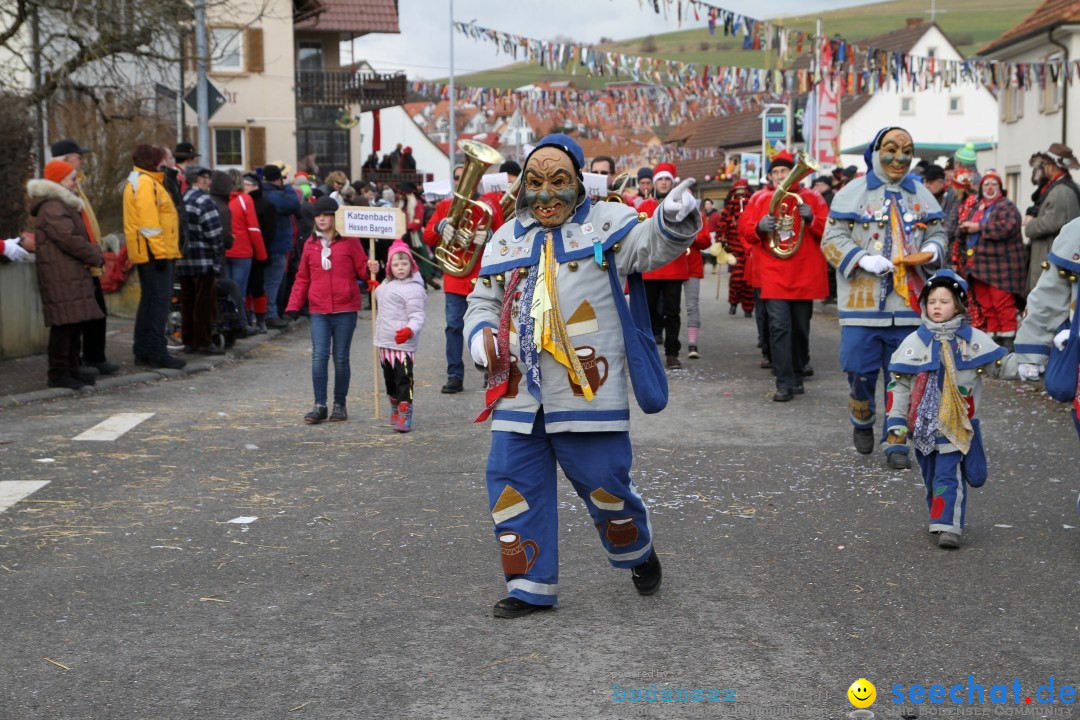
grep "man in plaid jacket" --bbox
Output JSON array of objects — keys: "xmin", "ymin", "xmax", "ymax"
[
  {"xmin": 951, "ymin": 170, "xmax": 1026, "ymax": 349},
  {"xmin": 178, "ymin": 166, "xmax": 225, "ymax": 355}
]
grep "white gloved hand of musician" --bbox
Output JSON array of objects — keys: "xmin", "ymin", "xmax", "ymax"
[
  {"xmin": 439, "ymin": 220, "xmax": 456, "ymax": 245},
  {"xmin": 858, "ymin": 254, "xmax": 895, "ymax": 275},
  {"xmin": 1018, "ymin": 363, "xmax": 1044, "ymax": 381},
  {"xmin": 470, "ymin": 332, "xmax": 495, "ymax": 368},
  {"xmin": 1053, "ymin": 328, "xmax": 1070, "ymax": 351},
  {"xmin": 3, "ymin": 238, "xmax": 29, "ymax": 262},
  {"xmin": 662, "ymin": 178, "xmax": 698, "ymax": 223},
  {"xmin": 919, "ymin": 244, "xmax": 941, "ymax": 263}
]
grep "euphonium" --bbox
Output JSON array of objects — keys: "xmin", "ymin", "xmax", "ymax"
[
  {"xmin": 435, "ymin": 139, "xmax": 505, "ymax": 277},
  {"xmin": 766, "ymin": 150, "xmax": 819, "ymax": 259},
  {"xmin": 499, "ymin": 172, "xmax": 521, "ymax": 220},
  {"xmin": 604, "ymin": 171, "xmax": 632, "ymax": 203}
]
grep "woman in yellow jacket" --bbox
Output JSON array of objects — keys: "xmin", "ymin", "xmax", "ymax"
[{"xmin": 122, "ymin": 144, "xmax": 185, "ymax": 369}]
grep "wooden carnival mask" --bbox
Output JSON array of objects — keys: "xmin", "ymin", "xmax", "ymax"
[
  {"xmin": 878, "ymin": 129, "xmax": 914, "ymax": 183},
  {"xmin": 523, "ymin": 147, "xmax": 580, "ymax": 227}
]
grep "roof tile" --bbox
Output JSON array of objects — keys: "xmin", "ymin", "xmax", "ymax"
[
  {"xmin": 981, "ymin": 0, "xmax": 1080, "ymax": 55},
  {"xmin": 296, "ymin": 0, "xmax": 400, "ymax": 35}
]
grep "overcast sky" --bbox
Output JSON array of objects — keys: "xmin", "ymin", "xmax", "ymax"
[{"xmin": 351, "ymin": 0, "xmax": 879, "ymax": 80}]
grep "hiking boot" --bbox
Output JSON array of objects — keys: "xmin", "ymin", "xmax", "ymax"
[
  {"xmin": 88, "ymin": 360, "xmax": 120, "ymax": 376},
  {"xmin": 304, "ymin": 404, "xmax": 328, "ymax": 424},
  {"xmin": 687, "ymin": 345, "xmax": 700, "ymax": 359},
  {"xmin": 47, "ymin": 376, "xmax": 87, "ymax": 390},
  {"xmin": 631, "ymin": 550, "xmax": 662, "ymax": 595},
  {"xmin": 329, "ymin": 403, "xmax": 347, "ymax": 422},
  {"xmin": 666, "ymin": 355, "xmax": 682, "ymax": 369},
  {"xmin": 886, "ymin": 451, "xmax": 911, "ymax": 470},
  {"xmin": 493, "ymin": 597, "xmax": 550, "ymax": 619},
  {"xmin": 938, "ymin": 532, "xmax": 960, "ymax": 549},
  {"xmin": 441, "ymin": 376, "xmax": 463, "ymax": 394},
  {"xmin": 853, "ymin": 427, "xmax": 875, "ymax": 454}
]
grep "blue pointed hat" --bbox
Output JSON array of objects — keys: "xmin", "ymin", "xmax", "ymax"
[{"xmin": 528, "ymin": 133, "xmax": 585, "ymax": 173}]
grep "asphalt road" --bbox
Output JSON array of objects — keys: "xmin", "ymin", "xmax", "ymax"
[{"xmin": 1, "ymin": 274, "xmax": 1077, "ymax": 720}]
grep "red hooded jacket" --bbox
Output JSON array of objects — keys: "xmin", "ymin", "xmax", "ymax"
[
  {"xmin": 226, "ymin": 191, "xmax": 268, "ymax": 261},
  {"xmin": 286, "ymin": 233, "xmax": 370, "ymax": 314}
]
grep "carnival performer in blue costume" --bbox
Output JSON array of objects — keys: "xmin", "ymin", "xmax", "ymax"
[
  {"xmin": 463, "ymin": 134, "xmax": 702, "ymax": 618},
  {"xmin": 821, "ymin": 127, "xmax": 947, "ymax": 470}
]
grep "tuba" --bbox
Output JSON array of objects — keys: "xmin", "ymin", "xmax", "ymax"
[
  {"xmin": 765, "ymin": 150, "xmax": 819, "ymax": 259},
  {"xmin": 435, "ymin": 139, "xmax": 505, "ymax": 277},
  {"xmin": 604, "ymin": 171, "xmax": 633, "ymax": 203}
]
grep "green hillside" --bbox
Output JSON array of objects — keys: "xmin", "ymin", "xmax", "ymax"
[{"xmin": 447, "ymin": 0, "xmax": 1038, "ymax": 90}]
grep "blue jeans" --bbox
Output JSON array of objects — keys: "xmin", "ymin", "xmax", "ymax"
[
  {"xmin": 225, "ymin": 257, "xmax": 253, "ymax": 327},
  {"xmin": 309, "ymin": 312, "xmax": 357, "ymax": 406},
  {"xmin": 264, "ymin": 252, "xmax": 288, "ymax": 318},
  {"xmin": 134, "ymin": 260, "xmax": 174, "ymax": 360},
  {"xmin": 444, "ymin": 292, "xmax": 468, "ymax": 380}
]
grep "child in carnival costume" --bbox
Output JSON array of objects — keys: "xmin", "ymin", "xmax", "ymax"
[
  {"xmin": 821, "ymin": 127, "xmax": 947, "ymax": 470},
  {"xmin": 463, "ymin": 134, "xmax": 702, "ymax": 618},
  {"xmin": 886, "ymin": 270, "xmax": 1009, "ymax": 549}
]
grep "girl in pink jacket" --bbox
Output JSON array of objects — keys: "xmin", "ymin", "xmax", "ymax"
[
  {"xmin": 285, "ymin": 197, "xmax": 370, "ymax": 424},
  {"xmin": 367, "ymin": 239, "xmax": 426, "ymax": 432}
]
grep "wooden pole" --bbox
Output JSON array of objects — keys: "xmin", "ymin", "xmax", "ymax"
[{"xmin": 369, "ymin": 238, "xmax": 379, "ymax": 420}]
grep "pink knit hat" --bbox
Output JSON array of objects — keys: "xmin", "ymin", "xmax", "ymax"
[{"xmin": 386, "ymin": 239, "xmax": 418, "ymax": 274}]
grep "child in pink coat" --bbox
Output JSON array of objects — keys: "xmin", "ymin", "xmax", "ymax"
[{"xmin": 367, "ymin": 240, "xmax": 427, "ymax": 432}]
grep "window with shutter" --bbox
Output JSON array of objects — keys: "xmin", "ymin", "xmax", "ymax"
[
  {"xmin": 246, "ymin": 28, "xmax": 264, "ymax": 74},
  {"xmin": 247, "ymin": 126, "xmax": 266, "ymax": 169}
]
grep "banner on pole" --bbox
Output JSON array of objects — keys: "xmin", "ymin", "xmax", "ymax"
[{"xmin": 336, "ymin": 206, "xmax": 406, "ymax": 239}]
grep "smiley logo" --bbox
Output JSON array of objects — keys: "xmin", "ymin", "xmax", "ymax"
[{"xmin": 848, "ymin": 678, "xmax": 876, "ymax": 708}]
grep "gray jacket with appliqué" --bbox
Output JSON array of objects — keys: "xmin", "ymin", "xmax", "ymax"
[
  {"xmin": 821, "ymin": 170, "xmax": 946, "ymax": 327},
  {"xmin": 464, "ymin": 195, "xmax": 701, "ymax": 434},
  {"xmin": 1014, "ymin": 218, "xmax": 1080, "ymax": 366}
]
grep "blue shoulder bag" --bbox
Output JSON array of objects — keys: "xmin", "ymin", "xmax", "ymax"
[
  {"xmin": 605, "ymin": 250, "xmax": 668, "ymax": 413},
  {"xmin": 1044, "ymin": 298, "xmax": 1079, "ymax": 403}
]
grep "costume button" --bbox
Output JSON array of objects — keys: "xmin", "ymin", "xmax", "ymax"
[
  {"xmin": 495, "ymin": 273, "xmax": 505, "ymax": 284},
  {"xmin": 518, "ymin": 267, "xmax": 528, "ymax": 277},
  {"xmin": 638, "ymin": 212, "xmax": 648, "ymax": 222},
  {"xmin": 966, "ymin": 249, "xmax": 974, "ymax": 256},
  {"xmin": 470, "ymin": 278, "xmax": 478, "ymax": 286},
  {"xmin": 1041, "ymin": 261, "xmax": 1051, "ymax": 270},
  {"xmin": 601, "ymin": 260, "xmax": 609, "ymax": 270},
  {"xmin": 1070, "ymin": 274, "xmax": 1078, "ymax": 283},
  {"xmin": 482, "ymin": 277, "xmax": 492, "ymax": 287},
  {"xmin": 568, "ymin": 261, "xmax": 578, "ymax": 271},
  {"xmin": 612, "ymin": 243, "xmax": 621, "ymax": 252},
  {"xmin": 829, "ymin": 218, "xmax": 836, "ymax": 225},
  {"xmin": 1059, "ymin": 269, "xmax": 1068, "ymax": 278}
]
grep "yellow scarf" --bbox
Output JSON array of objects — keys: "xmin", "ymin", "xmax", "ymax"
[
  {"xmin": 531, "ymin": 233, "xmax": 593, "ymax": 400},
  {"xmin": 937, "ymin": 338, "xmax": 973, "ymax": 454},
  {"xmin": 889, "ymin": 203, "xmax": 910, "ymax": 305}
]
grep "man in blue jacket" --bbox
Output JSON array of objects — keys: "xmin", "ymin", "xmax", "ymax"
[{"xmin": 261, "ymin": 164, "xmax": 301, "ymax": 328}]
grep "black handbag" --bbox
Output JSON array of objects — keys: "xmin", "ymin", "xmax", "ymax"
[{"xmin": 605, "ymin": 250, "xmax": 668, "ymax": 413}]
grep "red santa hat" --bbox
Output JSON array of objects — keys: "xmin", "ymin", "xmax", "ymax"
[
  {"xmin": 980, "ymin": 169, "xmax": 1002, "ymax": 187},
  {"xmin": 652, "ymin": 162, "xmax": 677, "ymax": 182}
]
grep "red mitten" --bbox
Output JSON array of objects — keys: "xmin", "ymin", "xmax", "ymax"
[{"xmin": 394, "ymin": 327, "xmax": 413, "ymax": 344}]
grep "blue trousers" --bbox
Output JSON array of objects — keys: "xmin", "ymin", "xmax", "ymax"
[
  {"xmin": 225, "ymin": 257, "xmax": 253, "ymax": 327},
  {"xmin": 840, "ymin": 324, "xmax": 911, "ymax": 443},
  {"xmin": 916, "ymin": 449, "xmax": 967, "ymax": 534},
  {"xmin": 264, "ymin": 252, "xmax": 288, "ymax": 318},
  {"xmin": 309, "ymin": 312, "xmax": 357, "ymax": 406},
  {"xmin": 486, "ymin": 412, "xmax": 653, "ymax": 606},
  {"xmin": 444, "ymin": 292, "xmax": 468, "ymax": 380}
]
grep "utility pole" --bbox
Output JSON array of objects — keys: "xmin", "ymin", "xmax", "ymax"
[
  {"xmin": 31, "ymin": 6, "xmax": 44, "ymax": 173},
  {"xmin": 448, "ymin": 0, "xmax": 456, "ymax": 179},
  {"xmin": 813, "ymin": 17, "xmax": 821, "ymax": 164},
  {"xmin": 194, "ymin": 0, "xmax": 211, "ymax": 163}
]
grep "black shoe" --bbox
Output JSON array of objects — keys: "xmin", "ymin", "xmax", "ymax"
[
  {"xmin": 71, "ymin": 368, "xmax": 97, "ymax": 385},
  {"xmin": 88, "ymin": 360, "xmax": 120, "ymax": 376},
  {"xmin": 853, "ymin": 428, "xmax": 875, "ymax": 455},
  {"xmin": 266, "ymin": 316, "xmax": 289, "ymax": 329},
  {"xmin": 729, "ymin": 304, "xmax": 737, "ymax": 315},
  {"xmin": 441, "ymin": 376, "xmax": 463, "ymax": 394},
  {"xmin": 329, "ymin": 403, "xmax": 347, "ymax": 422},
  {"xmin": 687, "ymin": 345, "xmax": 699, "ymax": 359},
  {"xmin": 938, "ymin": 532, "xmax": 960, "ymax": 549},
  {"xmin": 772, "ymin": 387, "xmax": 794, "ymax": 402},
  {"xmin": 801, "ymin": 365, "xmax": 814, "ymax": 378},
  {"xmin": 666, "ymin": 355, "xmax": 682, "ymax": 369},
  {"xmin": 492, "ymin": 597, "xmax": 550, "ymax": 619},
  {"xmin": 744, "ymin": 310, "xmax": 753, "ymax": 318},
  {"xmin": 146, "ymin": 355, "xmax": 186, "ymax": 370},
  {"xmin": 304, "ymin": 404, "xmax": 328, "ymax": 424},
  {"xmin": 194, "ymin": 346, "xmax": 226, "ymax": 355},
  {"xmin": 760, "ymin": 357, "xmax": 773, "ymax": 369},
  {"xmin": 631, "ymin": 550, "xmax": 662, "ymax": 595},
  {"xmin": 886, "ymin": 451, "xmax": 911, "ymax": 470},
  {"xmin": 793, "ymin": 382, "xmax": 805, "ymax": 395},
  {"xmin": 47, "ymin": 376, "xmax": 87, "ymax": 390}
]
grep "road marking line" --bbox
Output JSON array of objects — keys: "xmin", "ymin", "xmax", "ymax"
[
  {"xmin": 73, "ymin": 413, "xmax": 155, "ymax": 441},
  {"xmin": 0, "ymin": 481, "xmax": 51, "ymax": 514}
]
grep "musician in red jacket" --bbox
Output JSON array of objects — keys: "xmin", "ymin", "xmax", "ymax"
[
  {"xmin": 639, "ymin": 162, "xmax": 690, "ymax": 368},
  {"xmin": 423, "ymin": 165, "xmax": 505, "ymax": 394},
  {"xmin": 737, "ymin": 151, "xmax": 829, "ymax": 401}
]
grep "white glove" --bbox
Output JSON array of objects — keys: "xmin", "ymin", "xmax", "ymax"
[
  {"xmin": 1018, "ymin": 363, "xmax": 1044, "ymax": 381},
  {"xmin": 470, "ymin": 332, "xmax": 493, "ymax": 367},
  {"xmin": 3, "ymin": 238, "xmax": 29, "ymax": 262},
  {"xmin": 1053, "ymin": 328, "xmax": 1070, "ymax": 351},
  {"xmin": 439, "ymin": 220, "xmax": 456, "ymax": 245},
  {"xmin": 918, "ymin": 244, "xmax": 941, "ymax": 263},
  {"xmin": 858, "ymin": 254, "xmax": 895, "ymax": 275},
  {"xmin": 662, "ymin": 178, "xmax": 698, "ymax": 223}
]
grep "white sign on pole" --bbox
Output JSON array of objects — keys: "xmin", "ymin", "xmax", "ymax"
[
  {"xmin": 481, "ymin": 172, "xmax": 510, "ymax": 195},
  {"xmin": 582, "ymin": 172, "xmax": 609, "ymax": 201},
  {"xmin": 335, "ymin": 206, "xmax": 406, "ymax": 239}
]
